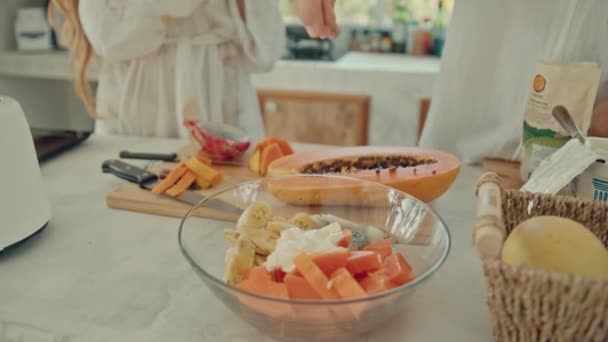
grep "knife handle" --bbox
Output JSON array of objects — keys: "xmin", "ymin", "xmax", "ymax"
[
  {"xmin": 102, "ymin": 159, "xmax": 158, "ymax": 185},
  {"xmin": 119, "ymin": 151, "xmax": 178, "ymax": 161}
]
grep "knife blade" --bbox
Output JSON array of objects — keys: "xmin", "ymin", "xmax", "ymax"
[
  {"xmin": 119, "ymin": 150, "xmax": 178, "ymax": 162},
  {"xmin": 119, "ymin": 150, "xmax": 247, "ymax": 167},
  {"xmin": 102, "ymin": 159, "xmax": 243, "ymax": 216}
]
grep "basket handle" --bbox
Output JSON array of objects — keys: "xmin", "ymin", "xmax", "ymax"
[{"xmin": 474, "ymin": 172, "xmax": 507, "ymax": 260}]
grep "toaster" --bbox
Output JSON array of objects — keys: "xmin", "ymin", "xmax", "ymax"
[{"xmin": 0, "ymin": 96, "xmax": 51, "ymax": 252}]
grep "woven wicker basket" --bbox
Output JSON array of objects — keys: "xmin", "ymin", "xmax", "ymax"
[{"xmin": 474, "ymin": 172, "xmax": 608, "ymax": 342}]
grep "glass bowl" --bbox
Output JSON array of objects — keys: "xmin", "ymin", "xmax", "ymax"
[
  {"xmin": 185, "ymin": 120, "xmax": 250, "ymax": 161},
  {"xmin": 178, "ymin": 175, "xmax": 451, "ymax": 341}
]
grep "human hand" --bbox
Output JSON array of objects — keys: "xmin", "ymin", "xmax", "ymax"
[{"xmin": 292, "ymin": 0, "xmax": 340, "ymax": 39}]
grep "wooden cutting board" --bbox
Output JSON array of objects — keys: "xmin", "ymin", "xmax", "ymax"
[
  {"xmin": 106, "ymin": 143, "xmax": 261, "ymax": 222},
  {"xmin": 106, "ymin": 142, "xmax": 434, "ymax": 244}
]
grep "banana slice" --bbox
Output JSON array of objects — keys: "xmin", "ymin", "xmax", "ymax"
[
  {"xmin": 266, "ymin": 220, "xmax": 292, "ymax": 236},
  {"xmin": 289, "ymin": 213, "xmax": 319, "ymax": 230},
  {"xmin": 223, "ymin": 235, "xmax": 256, "ymax": 285},
  {"xmin": 223, "ymin": 229, "xmax": 240, "ymax": 247},
  {"xmin": 237, "ymin": 201, "xmax": 272, "ymax": 235},
  {"xmin": 249, "ymin": 232, "xmax": 278, "ymax": 256},
  {"xmin": 254, "ymin": 254, "xmax": 267, "ymax": 267},
  {"xmin": 271, "ymin": 216, "xmax": 287, "ymax": 222}
]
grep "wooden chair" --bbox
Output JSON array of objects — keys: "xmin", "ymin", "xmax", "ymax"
[{"xmin": 257, "ymin": 89, "xmax": 370, "ymax": 146}]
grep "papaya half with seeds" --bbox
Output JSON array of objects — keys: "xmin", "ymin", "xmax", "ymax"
[{"xmin": 266, "ymin": 146, "xmax": 461, "ymax": 205}]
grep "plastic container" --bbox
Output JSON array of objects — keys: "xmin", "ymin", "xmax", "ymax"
[{"xmin": 14, "ymin": 7, "xmax": 53, "ymax": 51}]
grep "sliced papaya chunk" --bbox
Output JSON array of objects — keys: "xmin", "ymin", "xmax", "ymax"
[
  {"xmin": 363, "ymin": 238, "xmax": 392, "ymax": 259},
  {"xmin": 311, "ymin": 247, "xmax": 349, "ymax": 277},
  {"xmin": 248, "ymin": 137, "xmax": 294, "ymax": 176},
  {"xmin": 195, "ymin": 176, "xmax": 211, "ymax": 190},
  {"xmin": 196, "ymin": 151, "xmax": 213, "ymax": 166},
  {"xmin": 329, "ymin": 268, "xmax": 367, "ymax": 299},
  {"xmin": 384, "ymin": 252, "xmax": 415, "ymax": 286},
  {"xmin": 284, "ymin": 274, "xmax": 321, "ymax": 300},
  {"xmin": 345, "ymin": 251, "xmax": 383, "ymax": 275},
  {"xmin": 165, "ymin": 170, "xmax": 197, "ymax": 197},
  {"xmin": 235, "ymin": 267, "xmax": 293, "ymax": 318},
  {"xmin": 359, "ymin": 269, "xmax": 398, "ymax": 294},
  {"xmin": 337, "ymin": 228, "xmax": 352, "ymax": 248},
  {"xmin": 260, "ymin": 143, "xmax": 284, "ymax": 176},
  {"xmin": 293, "ymin": 253, "xmax": 339, "ymax": 300},
  {"xmin": 151, "ymin": 164, "xmax": 187, "ymax": 194},
  {"xmin": 248, "ymin": 148, "xmax": 261, "ymax": 175},
  {"xmin": 236, "ymin": 267, "xmax": 288, "ymax": 298},
  {"xmin": 184, "ymin": 156, "xmax": 222, "ymax": 186},
  {"xmin": 329, "ymin": 268, "xmax": 368, "ymax": 318},
  {"xmin": 258, "ymin": 137, "xmax": 294, "ymax": 155}
]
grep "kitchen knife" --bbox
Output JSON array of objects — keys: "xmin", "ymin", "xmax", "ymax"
[
  {"xmin": 119, "ymin": 149, "xmax": 246, "ymax": 166},
  {"xmin": 102, "ymin": 159, "xmax": 243, "ymax": 216},
  {"xmin": 119, "ymin": 151, "xmax": 178, "ymax": 161}
]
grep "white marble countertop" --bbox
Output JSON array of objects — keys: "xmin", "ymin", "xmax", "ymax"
[
  {"xmin": 0, "ymin": 135, "xmax": 492, "ymax": 342},
  {"xmin": 0, "ymin": 51, "xmax": 439, "ymax": 81},
  {"xmin": 334, "ymin": 52, "xmax": 441, "ymax": 74},
  {"xmin": 268, "ymin": 52, "xmax": 441, "ymax": 74}
]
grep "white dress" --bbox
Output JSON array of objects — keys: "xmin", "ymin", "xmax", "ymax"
[
  {"xmin": 79, "ymin": 0, "xmax": 286, "ymax": 141},
  {"xmin": 418, "ymin": 0, "xmax": 608, "ymax": 165}
]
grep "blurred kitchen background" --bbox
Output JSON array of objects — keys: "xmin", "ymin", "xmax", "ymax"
[{"xmin": 0, "ymin": 0, "xmax": 452, "ymax": 161}]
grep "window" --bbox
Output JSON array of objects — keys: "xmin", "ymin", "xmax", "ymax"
[{"xmin": 279, "ymin": 0, "xmax": 453, "ymax": 27}]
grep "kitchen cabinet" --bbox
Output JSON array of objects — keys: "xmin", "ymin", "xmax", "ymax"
[{"xmin": 257, "ymin": 89, "xmax": 370, "ymax": 146}]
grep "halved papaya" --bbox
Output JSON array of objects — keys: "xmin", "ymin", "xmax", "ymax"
[{"xmin": 266, "ymin": 146, "xmax": 460, "ymax": 204}]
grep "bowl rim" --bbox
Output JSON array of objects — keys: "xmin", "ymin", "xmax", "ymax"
[{"xmin": 177, "ymin": 174, "xmax": 452, "ymax": 305}]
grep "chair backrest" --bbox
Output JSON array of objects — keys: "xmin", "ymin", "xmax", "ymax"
[{"xmin": 257, "ymin": 89, "xmax": 370, "ymax": 146}]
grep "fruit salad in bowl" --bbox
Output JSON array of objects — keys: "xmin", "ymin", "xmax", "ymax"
[{"xmin": 178, "ymin": 174, "xmax": 451, "ymax": 341}]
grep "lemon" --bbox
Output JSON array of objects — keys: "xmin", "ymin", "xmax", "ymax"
[{"xmin": 501, "ymin": 216, "xmax": 608, "ymax": 280}]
